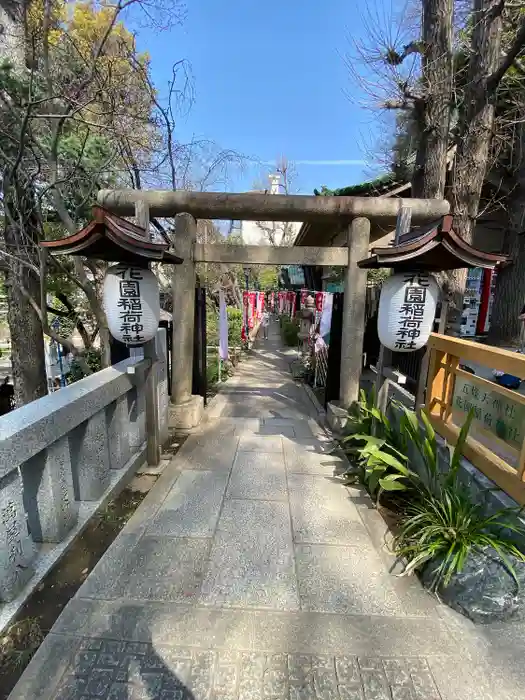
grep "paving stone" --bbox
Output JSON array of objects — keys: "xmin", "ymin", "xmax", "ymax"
[
  {"xmin": 227, "ymin": 452, "xmax": 288, "ymax": 501},
  {"xmin": 109, "ymin": 536, "xmax": 212, "ymax": 601},
  {"xmin": 360, "ymin": 668, "xmax": 391, "ymax": 700},
  {"xmin": 147, "ymin": 469, "xmax": 229, "ymax": 536},
  {"xmin": 288, "ymin": 474, "xmax": 372, "ymax": 545},
  {"xmin": 251, "ymin": 610, "xmax": 454, "ymax": 656},
  {"xmin": 265, "ymin": 419, "xmax": 328, "ymax": 441},
  {"xmin": 199, "ymin": 509, "xmax": 299, "ymax": 610},
  {"xmin": 217, "ymin": 497, "xmax": 292, "ymax": 535},
  {"xmin": 238, "ymin": 435, "xmax": 284, "ymax": 452},
  {"xmin": 53, "ymin": 598, "xmax": 256, "ymax": 649},
  {"xmin": 18, "ymin": 644, "xmax": 449, "ymax": 700},
  {"xmin": 283, "ymin": 439, "xmax": 344, "ymax": 476},
  {"xmin": 295, "ymin": 544, "xmax": 405, "ymax": 615},
  {"xmin": 6, "ymin": 633, "xmax": 82, "ymax": 700},
  {"xmin": 426, "ymin": 655, "xmax": 510, "ymax": 700},
  {"xmin": 382, "ymin": 659, "xmax": 412, "ymax": 688},
  {"xmin": 77, "ymin": 534, "xmax": 142, "ymax": 598},
  {"xmin": 175, "ymin": 433, "xmax": 239, "ymax": 471}
]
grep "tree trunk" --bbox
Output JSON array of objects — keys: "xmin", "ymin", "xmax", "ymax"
[
  {"xmin": 451, "ymin": 0, "xmax": 504, "ymax": 243},
  {"xmin": 488, "ymin": 232, "xmax": 525, "ymax": 346},
  {"xmin": 488, "ymin": 125, "xmax": 525, "ymax": 346},
  {"xmin": 412, "ymin": 0, "xmax": 454, "ymax": 199},
  {"xmin": 4, "ymin": 223, "xmax": 47, "ymax": 407}
]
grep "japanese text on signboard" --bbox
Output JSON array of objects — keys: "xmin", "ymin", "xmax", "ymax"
[
  {"xmin": 115, "ymin": 266, "xmax": 146, "ymax": 344},
  {"xmin": 394, "ymin": 273, "xmax": 429, "ymax": 351},
  {"xmin": 453, "ymin": 376, "xmax": 525, "ymax": 449}
]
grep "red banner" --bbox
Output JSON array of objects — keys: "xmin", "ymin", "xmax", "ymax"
[
  {"xmin": 300, "ymin": 288, "xmax": 307, "ymax": 306},
  {"xmin": 278, "ymin": 291, "xmax": 284, "ymax": 313},
  {"xmin": 242, "ymin": 291, "xmax": 249, "ymax": 338},
  {"xmin": 256, "ymin": 292, "xmax": 264, "ymax": 318},
  {"xmin": 315, "ymin": 292, "xmax": 324, "ymax": 313},
  {"xmin": 270, "ymin": 291, "xmax": 275, "ymax": 311},
  {"xmin": 248, "ymin": 292, "xmax": 256, "ymax": 328}
]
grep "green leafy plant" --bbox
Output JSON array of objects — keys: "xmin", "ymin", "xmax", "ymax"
[
  {"xmin": 343, "ymin": 388, "xmax": 376, "ymax": 436},
  {"xmin": 393, "ymin": 408, "xmax": 525, "ymax": 590},
  {"xmin": 341, "ymin": 391, "xmax": 414, "ymax": 498},
  {"xmin": 394, "ymin": 484, "xmax": 525, "ymax": 591},
  {"xmin": 280, "ymin": 316, "xmax": 299, "ymax": 346},
  {"xmin": 66, "ymin": 348, "xmax": 102, "ymax": 384}
]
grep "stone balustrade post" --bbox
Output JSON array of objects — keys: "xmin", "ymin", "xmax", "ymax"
[
  {"xmin": 68, "ymin": 411, "xmax": 111, "ymax": 500},
  {"xmin": 21, "ymin": 436, "xmax": 78, "ymax": 542},
  {"xmin": 106, "ymin": 396, "xmax": 131, "ymax": 470},
  {"xmin": 0, "ymin": 471, "xmax": 36, "ymax": 602},
  {"xmin": 128, "ymin": 384, "xmax": 146, "ymax": 451}
]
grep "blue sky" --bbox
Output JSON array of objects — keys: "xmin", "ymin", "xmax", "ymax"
[{"xmin": 134, "ymin": 0, "xmax": 390, "ymax": 194}]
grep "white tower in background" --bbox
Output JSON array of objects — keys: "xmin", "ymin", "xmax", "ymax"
[
  {"xmin": 239, "ymin": 173, "xmax": 300, "ymax": 245},
  {"xmin": 269, "ymin": 173, "xmax": 281, "ymax": 195}
]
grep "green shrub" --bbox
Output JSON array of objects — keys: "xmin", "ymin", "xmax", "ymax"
[
  {"xmin": 342, "ymin": 390, "xmax": 414, "ymax": 498},
  {"xmin": 66, "ymin": 348, "xmax": 102, "ymax": 384},
  {"xmin": 227, "ymin": 307, "xmax": 243, "ymax": 347},
  {"xmin": 392, "ymin": 408, "xmax": 525, "ymax": 590},
  {"xmin": 341, "ymin": 393, "xmax": 525, "ymax": 591},
  {"xmin": 280, "ymin": 316, "xmax": 299, "ymax": 346},
  {"xmin": 207, "ymin": 305, "xmax": 244, "ymax": 348}
]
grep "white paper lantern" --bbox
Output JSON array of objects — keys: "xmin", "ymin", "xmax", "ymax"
[
  {"xmin": 103, "ymin": 265, "xmax": 160, "ymax": 346},
  {"xmin": 378, "ymin": 272, "xmax": 439, "ymax": 352}
]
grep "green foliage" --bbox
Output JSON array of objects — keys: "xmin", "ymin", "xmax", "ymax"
[
  {"xmin": 394, "ymin": 484, "xmax": 525, "ymax": 591},
  {"xmin": 367, "ymin": 268, "xmax": 391, "ymax": 286},
  {"xmin": 280, "ymin": 316, "xmax": 299, "ymax": 347},
  {"xmin": 206, "ymin": 305, "xmax": 219, "ymax": 346},
  {"xmin": 207, "ymin": 305, "xmax": 244, "ymax": 348},
  {"xmin": 392, "ymin": 408, "xmax": 525, "ymax": 590},
  {"xmin": 66, "ymin": 349, "xmax": 102, "ymax": 384},
  {"xmin": 342, "ymin": 396, "xmax": 525, "ymax": 589},
  {"xmin": 341, "ymin": 390, "xmax": 414, "ymax": 498},
  {"xmin": 257, "ymin": 267, "xmax": 279, "ymax": 291},
  {"xmin": 227, "ymin": 307, "xmax": 243, "ymax": 347}
]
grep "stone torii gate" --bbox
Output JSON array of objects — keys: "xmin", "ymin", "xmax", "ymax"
[{"xmin": 98, "ymin": 189, "xmax": 449, "ymax": 430}]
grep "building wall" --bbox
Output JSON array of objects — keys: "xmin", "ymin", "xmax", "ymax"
[{"xmin": 240, "ymin": 219, "xmax": 302, "ymax": 246}]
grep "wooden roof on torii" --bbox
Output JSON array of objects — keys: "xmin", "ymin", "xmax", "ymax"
[
  {"xmin": 358, "ymin": 215, "xmax": 508, "ymax": 271},
  {"xmin": 40, "ymin": 206, "xmax": 182, "ymax": 265}
]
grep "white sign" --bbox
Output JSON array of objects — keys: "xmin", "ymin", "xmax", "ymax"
[
  {"xmin": 378, "ymin": 272, "xmax": 438, "ymax": 352},
  {"xmin": 219, "ymin": 289, "xmax": 228, "ymax": 360},
  {"xmin": 319, "ymin": 292, "xmax": 333, "ymax": 344},
  {"xmin": 103, "ymin": 265, "xmax": 160, "ymax": 346}
]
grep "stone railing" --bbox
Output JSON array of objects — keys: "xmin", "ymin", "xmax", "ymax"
[{"xmin": 0, "ymin": 329, "xmax": 168, "ymax": 609}]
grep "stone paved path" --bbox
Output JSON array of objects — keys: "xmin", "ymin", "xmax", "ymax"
[{"xmin": 9, "ymin": 323, "xmax": 525, "ymax": 699}]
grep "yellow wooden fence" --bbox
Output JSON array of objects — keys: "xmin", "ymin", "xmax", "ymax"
[{"xmin": 423, "ymin": 333, "xmax": 525, "ymax": 504}]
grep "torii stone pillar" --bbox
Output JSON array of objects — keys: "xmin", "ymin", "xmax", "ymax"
[
  {"xmin": 170, "ymin": 213, "xmax": 204, "ymax": 430},
  {"xmin": 339, "ymin": 217, "xmax": 370, "ymax": 408}
]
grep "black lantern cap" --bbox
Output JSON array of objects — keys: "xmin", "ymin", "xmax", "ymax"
[{"xmin": 40, "ymin": 206, "xmax": 183, "ymax": 265}]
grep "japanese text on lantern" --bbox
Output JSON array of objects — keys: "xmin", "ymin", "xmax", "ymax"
[
  {"xmin": 115, "ymin": 267, "xmax": 145, "ymax": 344},
  {"xmin": 394, "ymin": 273, "xmax": 429, "ymax": 351}
]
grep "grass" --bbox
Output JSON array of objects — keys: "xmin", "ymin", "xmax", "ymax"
[{"xmin": 0, "ymin": 619, "xmax": 43, "ymax": 673}]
